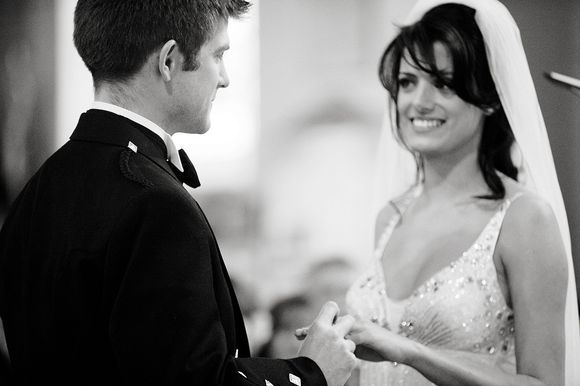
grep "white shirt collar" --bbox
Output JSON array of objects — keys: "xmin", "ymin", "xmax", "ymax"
[{"xmin": 91, "ymin": 101, "xmax": 183, "ymax": 172}]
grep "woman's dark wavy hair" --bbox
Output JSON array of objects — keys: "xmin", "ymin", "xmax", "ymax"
[
  {"xmin": 379, "ymin": 4, "xmax": 518, "ymax": 200},
  {"xmin": 74, "ymin": 0, "xmax": 250, "ymax": 85}
]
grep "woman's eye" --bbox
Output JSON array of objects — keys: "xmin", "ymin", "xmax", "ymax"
[
  {"xmin": 434, "ymin": 79, "xmax": 455, "ymax": 94},
  {"xmin": 398, "ymin": 78, "xmax": 412, "ymax": 88},
  {"xmin": 433, "ymin": 79, "xmax": 446, "ymax": 88}
]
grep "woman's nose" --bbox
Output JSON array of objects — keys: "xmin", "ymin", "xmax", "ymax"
[{"xmin": 412, "ymin": 82, "xmax": 435, "ymax": 112}]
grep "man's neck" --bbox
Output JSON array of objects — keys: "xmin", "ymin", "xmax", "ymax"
[{"xmin": 97, "ymin": 78, "xmax": 152, "ymax": 116}]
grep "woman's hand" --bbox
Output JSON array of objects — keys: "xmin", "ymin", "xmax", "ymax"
[
  {"xmin": 348, "ymin": 320, "xmax": 418, "ymax": 364},
  {"xmin": 297, "ymin": 318, "xmax": 419, "ymax": 364}
]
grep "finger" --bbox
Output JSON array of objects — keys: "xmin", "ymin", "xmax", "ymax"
[
  {"xmin": 294, "ymin": 327, "xmax": 309, "ymax": 340},
  {"xmin": 344, "ymin": 338, "xmax": 356, "ymax": 353},
  {"xmin": 313, "ymin": 301, "xmax": 339, "ymax": 326},
  {"xmin": 333, "ymin": 314, "xmax": 355, "ymax": 337}
]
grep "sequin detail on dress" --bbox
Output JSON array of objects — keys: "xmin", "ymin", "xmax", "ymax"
[{"xmin": 346, "ymin": 193, "xmax": 521, "ymax": 385}]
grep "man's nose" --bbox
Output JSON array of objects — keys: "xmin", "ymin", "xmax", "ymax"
[{"xmin": 219, "ymin": 63, "xmax": 230, "ymax": 88}]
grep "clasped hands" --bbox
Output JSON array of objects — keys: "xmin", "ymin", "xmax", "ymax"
[{"xmin": 295, "ymin": 301, "xmax": 412, "ymax": 386}]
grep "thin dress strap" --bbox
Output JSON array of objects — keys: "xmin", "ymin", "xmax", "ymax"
[
  {"xmin": 488, "ymin": 192, "xmax": 525, "ymax": 251},
  {"xmin": 374, "ymin": 186, "xmax": 421, "ymax": 260}
]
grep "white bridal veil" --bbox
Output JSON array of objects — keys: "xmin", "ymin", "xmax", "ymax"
[{"xmin": 373, "ymin": 0, "xmax": 580, "ymax": 384}]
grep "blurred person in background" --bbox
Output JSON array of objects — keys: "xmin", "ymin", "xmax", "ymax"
[
  {"xmin": 230, "ymin": 276, "xmax": 273, "ymax": 356},
  {"xmin": 303, "ymin": 256, "xmax": 358, "ymax": 314},
  {"xmin": 258, "ymin": 295, "xmax": 313, "ymax": 359},
  {"xmin": 0, "ymin": 1, "xmax": 357, "ymax": 385}
]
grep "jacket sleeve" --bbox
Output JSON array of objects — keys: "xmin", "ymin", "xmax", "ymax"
[{"xmin": 105, "ymin": 186, "xmax": 327, "ymax": 386}]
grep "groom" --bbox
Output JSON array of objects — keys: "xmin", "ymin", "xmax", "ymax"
[{"xmin": 0, "ymin": 1, "xmax": 356, "ymax": 385}]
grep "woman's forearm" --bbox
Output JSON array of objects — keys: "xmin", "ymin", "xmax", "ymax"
[{"xmin": 399, "ymin": 343, "xmax": 546, "ymax": 386}]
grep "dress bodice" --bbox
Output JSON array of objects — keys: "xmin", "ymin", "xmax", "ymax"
[{"xmin": 346, "ymin": 193, "xmax": 520, "ymax": 385}]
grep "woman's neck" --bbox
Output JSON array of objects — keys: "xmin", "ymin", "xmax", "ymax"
[{"xmin": 420, "ymin": 150, "xmax": 488, "ymax": 204}]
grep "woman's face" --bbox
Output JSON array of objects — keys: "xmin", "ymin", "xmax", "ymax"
[{"xmin": 396, "ymin": 42, "xmax": 486, "ymax": 159}]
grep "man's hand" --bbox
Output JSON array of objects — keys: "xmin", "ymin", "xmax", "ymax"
[{"xmin": 297, "ymin": 302, "xmax": 357, "ymax": 386}]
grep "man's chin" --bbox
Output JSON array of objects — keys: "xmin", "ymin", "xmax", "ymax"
[
  {"xmin": 193, "ymin": 117, "xmax": 211, "ymax": 134},
  {"xmin": 177, "ymin": 122, "xmax": 210, "ymax": 135},
  {"xmin": 196, "ymin": 124, "xmax": 211, "ymax": 135}
]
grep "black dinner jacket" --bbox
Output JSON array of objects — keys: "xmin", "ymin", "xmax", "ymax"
[{"xmin": 0, "ymin": 110, "xmax": 325, "ymax": 386}]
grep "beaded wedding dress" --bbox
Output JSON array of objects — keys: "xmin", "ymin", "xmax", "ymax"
[{"xmin": 346, "ymin": 191, "xmax": 520, "ymax": 385}]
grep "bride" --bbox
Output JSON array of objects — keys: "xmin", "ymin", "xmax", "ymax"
[{"xmin": 345, "ymin": 0, "xmax": 580, "ymax": 385}]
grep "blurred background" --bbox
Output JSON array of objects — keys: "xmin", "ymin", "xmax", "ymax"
[{"xmin": 1, "ymin": 0, "xmax": 579, "ymax": 359}]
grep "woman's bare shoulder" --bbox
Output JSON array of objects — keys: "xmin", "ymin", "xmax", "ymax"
[
  {"xmin": 499, "ymin": 176, "xmax": 567, "ymax": 270},
  {"xmin": 502, "ymin": 177, "xmax": 556, "ymax": 227}
]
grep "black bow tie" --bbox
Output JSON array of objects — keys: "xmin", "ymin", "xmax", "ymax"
[{"xmin": 170, "ymin": 149, "xmax": 201, "ymax": 188}]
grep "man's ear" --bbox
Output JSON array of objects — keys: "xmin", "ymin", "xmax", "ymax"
[{"xmin": 158, "ymin": 40, "xmax": 178, "ymax": 82}]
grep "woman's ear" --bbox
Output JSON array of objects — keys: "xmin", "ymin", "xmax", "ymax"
[
  {"xmin": 483, "ymin": 107, "xmax": 495, "ymax": 116},
  {"xmin": 483, "ymin": 102, "xmax": 501, "ymax": 116},
  {"xmin": 158, "ymin": 40, "xmax": 178, "ymax": 82}
]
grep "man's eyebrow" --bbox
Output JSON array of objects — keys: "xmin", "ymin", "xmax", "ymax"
[{"xmin": 215, "ymin": 44, "xmax": 230, "ymax": 53}]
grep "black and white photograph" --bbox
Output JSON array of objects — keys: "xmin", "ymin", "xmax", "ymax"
[{"xmin": 0, "ymin": 1, "xmax": 579, "ymax": 385}]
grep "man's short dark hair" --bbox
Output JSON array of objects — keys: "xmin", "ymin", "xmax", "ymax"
[{"xmin": 73, "ymin": 0, "xmax": 250, "ymax": 85}]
